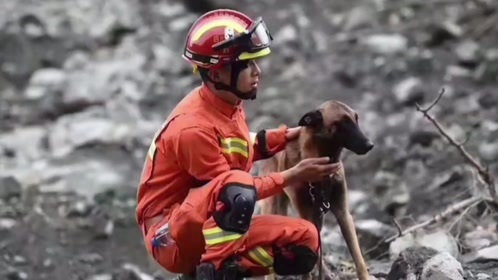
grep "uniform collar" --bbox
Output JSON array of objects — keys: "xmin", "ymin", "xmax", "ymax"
[{"xmin": 199, "ymin": 84, "xmax": 242, "ymax": 118}]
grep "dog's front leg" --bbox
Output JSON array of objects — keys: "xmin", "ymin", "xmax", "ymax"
[
  {"xmin": 286, "ymin": 186, "xmax": 337, "ymax": 280},
  {"xmin": 328, "ymin": 177, "xmax": 370, "ymax": 280}
]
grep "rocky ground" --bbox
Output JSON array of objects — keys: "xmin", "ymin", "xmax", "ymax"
[{"xmin": 1, "ymin": 0, "xmax": 498, "ymax": 279}]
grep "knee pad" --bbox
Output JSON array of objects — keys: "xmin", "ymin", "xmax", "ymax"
[
  {"xmin": 212, "ymin": 183, "xmax": 258, "ymax": 234},
  {"xmin": 273, "ymin": 245, "xmax": 318, "ymax": 276}
]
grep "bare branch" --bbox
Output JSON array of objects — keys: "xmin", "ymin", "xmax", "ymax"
[
  {"xmin": 385, "ymin": 196, "xmax": 482, "ymax": 243},
  {"xmin": 415, "ymin": 87, "xmax": 496, "ymax": 201},
  {"xmin": 447, "ymin": 198, "xmax": 481, "ymax": 232},
  {"xmin": 415, "ymin": 87, "xmax": 445, "ymax": 113},
  {"xmin": 391, "ymin": 217, "xmax": 404, "ymax": 237}
]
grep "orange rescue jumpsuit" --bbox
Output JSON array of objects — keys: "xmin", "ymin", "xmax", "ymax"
[{"xmin": 136, "ymin": 84, "xmax": 319, "ymax": 276}]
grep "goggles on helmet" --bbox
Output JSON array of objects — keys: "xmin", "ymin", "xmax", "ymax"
[{"xmin": 212, "ymin": 17, "xmax": 273, "ymax": 53}]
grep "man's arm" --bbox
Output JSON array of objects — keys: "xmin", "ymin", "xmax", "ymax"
[
  {"xmin": 251, "ymin": 125, "xmax": 289, "ymax": 162},
  {"xmin": 169, "ymin": 126, "xmax": 287, "ymax": 199}
]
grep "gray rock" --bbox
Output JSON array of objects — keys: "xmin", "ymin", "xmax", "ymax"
[
  {"xmin": 420, "ymin": 252, "xmax": 464, "ymax": 280},
  {"xmin": 476, "ymin": 273, "xmax": 491, "ymax": 279},
  {"xmin": 120, "ymin": 263, "xmax": 155, "ymax": 280},
  {"xmin": 478, "ymin": 92, "xmax": 498, "ymax": 110},
  {"xmin": 321, "ymin": 225, "xmax": 349, "ymax": 256},
  {"xmin": 42, "ymin": 259, "xmax": 53, "ymax": 268},
  {"xmin": 0, "ymin": 125, "xmax": 48, "ymax": 164},
  {"xmin": 402, "ymin": 159, "xmax": 430, "ymax": 191},
  {"xmin": 454, "ymin": 95, "xmax": 481, "ymax": 115},
  {"xmin": 463, "ymin": 245, "xmax": 498, "ymax": 263},
  {"xmin": 474, "ymin": 49, "xmax": 498, "ymax": 83},
  {"xmin": 445, "ymin": 124, "xmax": 467, "ymax": 144},
  {"xmin": 474, "ymin": 61, "xmax": 498, "ymax": 84},
  {"xmin": 273, "ymin": 24, "xmax": 298, "ymax": 45},
  {"xmin": 416, "ymin": 230, "xmax": 460, "ymax": 258},
  {"xmin": 465, "ymin": 270, "xmax": 475, "ymax": 279},
  {"xmin": 0, "ymin": 218, "xmax": 17, "ymax": 230},
  {"xmin": 454, "ymin": 40, "xmax": 482, "ymax": 66},
  {"xmin": 478, "ymin": 142, "xmax": 498, "ymax": 162},
  {"xmin": 0, "ymin": 31, "xmax": 68, "ymax": 88},
  {"xmin": 390, "ymin": 230, "xmax": 460, "ymax": 260},
  {"xmin": 392, "ymin": 77, "xmax": 425, "ymax": 106},
  {"xmin": 31, "ymin": 0, "xmax": 140, "ymax": 40},
  {"xmin": 408, "ymin": 129, "xmax": 440, "ymax": 147},
  {"xmin": 77, "ymin": 253, "xmax": 103, "ymax": 264},
  {"xmin": 405, "ymin": 48, "xmax": 434, "ymax": 75},
  {"xmin": 463, "ymin": 228, "xmax": 498, "ymax": 251},
  {"xmin": 348, "ymin": 189, "xmax": 369, "ymax": 216},
  {"xmin": 151, "ymin": 43, "xmax": 190, "ymax": 76},
  {"xmin": 3, "ymin": 267, "xmax": 28, "ymax": 280},
  {"xmin": 355, "ymin": 219, "xmax": 396, "ymax": 258},
  {"xmin": 12, "ymin": 255, "xmax": 27, "ymax": 265},
  {"xmin": 371, "ymin": 171, "xmax": 410, "ymax": 218},
  {"xmin": 445, "ymin": 65, "xmax": 473, "ymax": 79},
  {"xmin": 88, "ymin": 274, "xmax": 113, "ymax": 280},
  {"xmin": 24, "ymin": 68, "xmax": 67, "ymax": 100},
  {"xmin": 362, "ymin": 34, "xmax": 408, "ymax": 55},
  {"xmin": 47, "ymin": 109, "xmax": 131, "ymax": 158},
  {"xmin": 387, "ymin": 248, "xmax": 464, "ymax": 279},
  {"xmin": 277, "ymin": 61, "xmax": 307, "ymax": 81},
  {"xmin": 387, "ymin": 246, "xmax": 438, "ymax": 280},
  {"xmin": 0, "ymin": 176, "xmax": 22, "ymax": 200},
  {"xmin": 89, "ymin": 207, "xmax": 114, "ymax": 239},
  {"xmin": 427, "ymin": 165, "xmax": 468, "ymax": 191},
  {"xmin": 64, "ymin": 200, "xmax": 93, "ymax": 217},
  {"xmin": 168, "ymin": 14, "xmax": 197, "ymax": 32},
  {"xmin": 343, "ymin": 5, "xmax": 377, "ymax": 31},
  {"xmin": 424, "ymin": 20, "xmax": 463, "ymax": 46},
  {"xmin": 368, "ymin": 261, "xmax": 392, "ymax": 276}
]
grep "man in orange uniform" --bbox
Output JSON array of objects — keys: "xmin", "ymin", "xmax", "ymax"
[{"xmin": 136, "ymin": 8, "xmax": 342, "ymax": 280}]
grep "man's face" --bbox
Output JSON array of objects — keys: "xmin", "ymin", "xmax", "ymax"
[{"xmin": 213, "ymin": 59, "xmax": 261, "ymax": 97}]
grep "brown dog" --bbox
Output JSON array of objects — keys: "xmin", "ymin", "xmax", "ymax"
[{"xmin": 258, "ymin": 100, "xmax": 374, "ymax": 280}]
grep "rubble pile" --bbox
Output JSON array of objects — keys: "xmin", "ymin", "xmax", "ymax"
[{"xmin": 0, "ymin": 0, "xmax": 497, "ymax": 279}]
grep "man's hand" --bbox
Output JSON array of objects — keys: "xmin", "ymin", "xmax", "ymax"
[
  {"xmin": 281, "ymin": 157, "xmax": 342, "ymax": 185},
  {"xmin": 285, "ymin": 126, "xmax": 301, "ymax": 141}
]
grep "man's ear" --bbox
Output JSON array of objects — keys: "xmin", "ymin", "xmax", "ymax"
[
  {"xmin": 298, "ymin": 110, "xmax": 323, "ymax": 127},
  {"xmin": 211, "ymin": 64, "xmax": 232, "ymax": 82},
  {"xmin": 209, "ymin": 69, "xmax": 221, "ymax": 82}
]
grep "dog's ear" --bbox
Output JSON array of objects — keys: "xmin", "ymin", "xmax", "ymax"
[{"xmin": 298, "ymin": 110, "xmax": 323, "ymax": 127}]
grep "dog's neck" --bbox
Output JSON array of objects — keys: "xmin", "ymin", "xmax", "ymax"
[
  {"xmin": 316, "ymin": 136, "xmax": 343, "ymax": 163},
  {"xmin": 297, "ymin": 128, "xmax": 344, "ymax": 163}
]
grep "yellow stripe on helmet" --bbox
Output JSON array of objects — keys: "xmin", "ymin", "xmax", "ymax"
[{"xmin": 192, "ymin": 19, "xmax": 247, "ymax": 42}]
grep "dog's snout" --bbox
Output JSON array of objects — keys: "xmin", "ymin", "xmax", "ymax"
[
  {"xmin": 365, "ymin": 140, "xmax": 374, "ymax": 151},
  {"xmin": 353, "ymin": 139, "xmax": 374, "ymax": 155}
]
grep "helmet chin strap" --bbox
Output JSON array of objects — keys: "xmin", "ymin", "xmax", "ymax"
[
  {"xmin": 200, "ymin": 61, "xmax": 257, "ymax": 100},
  {"xmin": 212, "ymin": 81, "xmax": 256, "ymax": 101}
]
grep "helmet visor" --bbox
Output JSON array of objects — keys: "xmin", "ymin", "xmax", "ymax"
[{"xmin": 213, "ymin": 17, "xmax": 272, "ymax": 53}]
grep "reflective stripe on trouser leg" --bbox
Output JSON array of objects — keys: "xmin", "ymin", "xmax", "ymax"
[
  {"xmin": 203, "ymin": 227, "xmax": 244, "ymax": 246},
  {"xmin": 248, "ymin": 246, "xmax": 274, "ymax": 273}
]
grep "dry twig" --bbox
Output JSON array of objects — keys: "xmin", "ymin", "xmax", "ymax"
[
  {"xmin": 415, "ymin": 87, "xmax": 496, "ymax": 201},
  {"xmin": 392, "ymin": 217, "xmax": 403, "ymax": 236},
  {"xmin": 385, "ymin": 196, "xmax": 482, "ymax": 243},
  {"xmin": 384, "ymin": 87, "xmax": 498, "ymax": 242},
  {"xmin": 447, "ymin": 197, "xmax": 481, "ymax": 233}
]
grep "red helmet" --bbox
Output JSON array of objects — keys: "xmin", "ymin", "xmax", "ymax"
[{"xmin": 182, "ymin": 9, "xmax": 273, "ymax": 71}]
